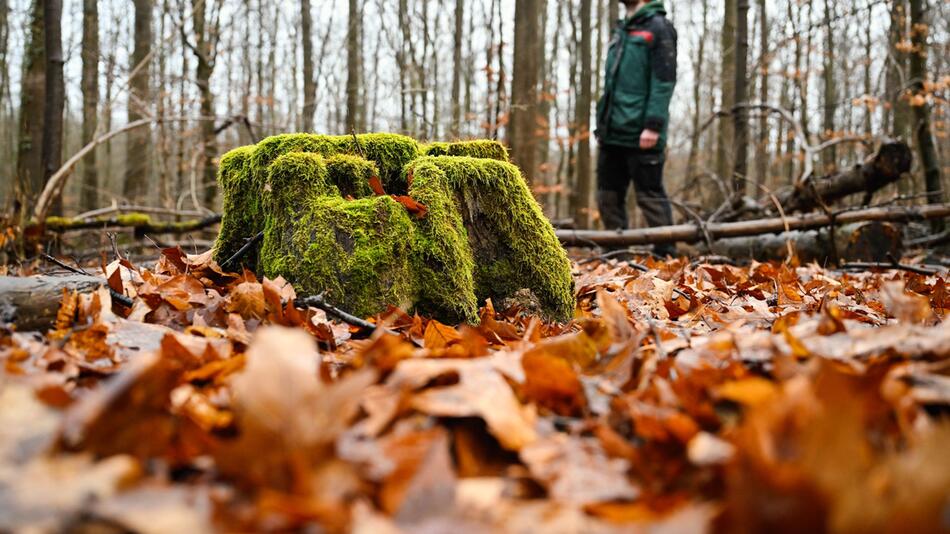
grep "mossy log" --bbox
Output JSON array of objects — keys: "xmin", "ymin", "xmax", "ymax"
[
  {"xmin": 41, "ymin": 214, "xmax": 221, "ymax": 235},
  {"xmin": 214, "ymin": 134, "xmax": 574, "ymax": 322}
]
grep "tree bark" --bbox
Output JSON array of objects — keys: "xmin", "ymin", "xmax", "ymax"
[
  {"xmin": 908, "ymin": 0, "xmax": 943, "ymax": 230},
  {"xmin": 556, "ymin": 203, "xmax": 950, "ymax": 247},
  {"xmin": 573, "ymin": 0, "xmax": 593, "ymax": 229},
  {"xmin": 450, "ymin": 0, "xmax": 464, "ymax": 138},
  {"xmin": 190, "ymin": 0, "xmax": 217, "ymax": 207},
  {"xmin": 509, "ymin": 0, "xmax": 541, "ymax": 184},
  {"xmin": 715, "ymin": 0, "xmax": 736, "ymax": 202},
  {"xmin": 300, "ymin": 0, "xmax": 315, "ymax": 132},
  {"xmin": 41, "ymin": 0, "xmax": 64, "ymax": 217},
  {"xmin": 754, "ymin": 0, "xmax": 768, "ymax": 190},
  {"xmin": 732, "ymin": 0, "xmax": 749, "ymax": 201},
  {"xmin": 123, "ymin": 0, "xmax": 152, "ymax": 205},
  {"xmin": 345, "ymin": 0, "xmax": 360, "ymax": 133},
  {"xmin": 80, "ymin": 0, "xmax": 99, "ymax": 211},
  {"xmin": 821, "ymin": 0, "xmax": 837, "ymax": 173},
  {"xmin": 14, "ymin": 0, "xmax": 45, "ymax": 224}
]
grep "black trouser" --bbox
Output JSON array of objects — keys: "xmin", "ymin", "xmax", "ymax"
[
  {"xmin": 596, "ymin": 145, "xmax": 674, "ymax": 229},
  {"xmin": 596, "ymin": 144, "xmax": 675, "ymax": 254}
]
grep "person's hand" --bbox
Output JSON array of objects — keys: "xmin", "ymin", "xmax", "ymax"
[{"xmin": 639, "ymin": 129, "xmax": 660, "ymax": 150}]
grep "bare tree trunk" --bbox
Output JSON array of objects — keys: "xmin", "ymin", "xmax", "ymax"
[
  {"xmin": 686, "ymin": 0, "xmax": 708, "ymax": 191},
  {"xmin": 608, "ymin": 0, "xmax": 618, "ymax": 25},
  {"xmin": 301, "ymin": 0, "xmax": 315, "ymax": 132},
  {"xmin": 0, "ymin": 0, "xmax": 11, "ymax": 194},
  {"xmin": 450, "ymin": 0, "xmax": 464, "ymax": 138},
  {"xmin": 190, "ymin": 0, "xmax": 218, "ymax": 206},
  {"xmin": 908, "ymin": 0, "xmax": 943, "ymax": 227},
  {"xmin": 573, "ymin": 0, "xmax": 593, "ymax": 228},
  {"xmin": 754, "ymin": 0, "xmax": 768, "ymax": 190},
  {"xmin": 80, "ymin": 0, "xmax": 99, "ymax": 211},
  {"xmin": 14, "ymin": 0, "xmax": 45, "ymax": 223},
  {"xmin": 715, "ymin": 0, "xmax": 736, "ymax": 202},
  {"xmin": 732, "ymin": 0, "xmax": 749, "ymax": 202},
  {"xmin": 345, "ymin": 0, "xmax": 360, "ymax": 132},
  {"xmin": 124, "ymin": 0, "xmax": 152, "ymax": 205},
  {"xmin": 509, "ymin": 0, "xmax": 541, "ymax": 184},
  {"xmin": 885, "ymin": 0, "xmax": 910, "ymax": 141},
  {"xmin": 42, "ymin": 0, "xmax": 64, "ymax": 216},
  {"xmin": 821, "ymin": 0, "xmax": 837, "ymax": 173}
]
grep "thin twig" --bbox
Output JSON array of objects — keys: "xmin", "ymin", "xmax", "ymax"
[
  {"xmin": 294, "ymin": 293, "xmax": 383, "ymax": 332},
  {"xmin": 220, "ymin": 230, "xmax": 265, "ymax": 272},
  {"xmin": 40, "ymin": 254, "xmax": 135, "ymax": 308}
]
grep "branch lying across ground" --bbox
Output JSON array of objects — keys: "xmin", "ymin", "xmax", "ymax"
[
  {"xmin": 42, "ymin": 214, "xmax": 221, "ymax": 235},
  {"xmin": 556, "ymin": 203, "xmax": 950, "ymax": 247}
]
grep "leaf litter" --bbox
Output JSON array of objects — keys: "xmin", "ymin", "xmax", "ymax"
[{"xmin": 1, "ymin": 250, "xmax": 949, "ymax": 532}]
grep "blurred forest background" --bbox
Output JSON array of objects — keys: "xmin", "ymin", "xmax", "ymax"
[{"xmin": 1, "ymin": 0, "xmax": 948, "ymax": 230}]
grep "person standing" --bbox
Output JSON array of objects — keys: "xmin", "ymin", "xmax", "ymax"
[{"xmin": 594, "ymin": 0, "xmax": 678, "ymax": 256}]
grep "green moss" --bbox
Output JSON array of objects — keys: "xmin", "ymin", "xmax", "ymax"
[
  {"xmin": 406, "ymin": 156, "xmax": 575, "ymax": 321},
  {"xmin": 114, "ymin": 213, "xmax": 152, "ymax": 226},
  {"xmin": 406, "ymin": 161, "xmax": 478, "ymax": 323},
  {"xmin": 324, "ymin": 154, "xmax": 377, "ymax": 199},
  {"xmin": 212, "ymin": 145, "xmax": 258, "ymax": 265},
  {"xmin": 44, "ymin": 216, "xmax": 72, "ymax": 229},
  {"xmin": 423, "ymin": 140, "xmax": 510, "ymax": 162},
  {"xmin": 250, "ymin": 133, "xmax": 421, "ymax": 194}
]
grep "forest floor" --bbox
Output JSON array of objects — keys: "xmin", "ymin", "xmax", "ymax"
[{"xmin": 1, "ymin": 248, "xmax": 949, "ymax": 533}]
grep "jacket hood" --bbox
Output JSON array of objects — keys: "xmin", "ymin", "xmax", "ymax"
[{"xmin": 625, "ymin": 1, "xmax": 666, "ymax": 26}]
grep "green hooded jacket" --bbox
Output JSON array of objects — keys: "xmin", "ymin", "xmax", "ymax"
[{"xmin": 595, "ymin": 1, "xmax": 677, "ymax": 149}]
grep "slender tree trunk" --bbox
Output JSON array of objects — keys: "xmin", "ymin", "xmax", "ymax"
[
  {"xmin": 450, "ymin": 0, "xmax": 464, "ymax": 138},
  {"xmin": 821, "ymin": 0, "xmax": 837, "ymax": 173},
  {"xmin": 715, "ymin": 0, "xmax": 736, "ymax": 202},
  {"xmin": 885, "ymin": 0, "xmax": 910, "ymax": 141},
  {"xmin": 574, "ymin": 0, "xmax": 593, "ymax": 228},
  {"xmin": 509, "ymin": 0, "xmax": 541, "ymax": 184},
  {"xmin": 80, "ymin": 0, "xmax": 99, "ymax": 211},
  {"xmin": 190, "ymin": 0, "xmax": 217, "ymax": 206},
  {"xmin": 14, "ymin": 0, "xmax": 45, "ymax": 223},
  {"xmin": 608, "ymin": 0, "xmax": 618, "ymax": 25},
  {"xmin": 754, "ymin": 0, "xmax": 768, "ymax": 191},
  {"xmin": 0, "ymin": 0, "xmax": 11, "ymax": 194},
  {"xmin": 908, "ymin": 0, "xmax": 943, "ymax": 224},
  {"xmin": 301, "ymin": 0, "xmax": 315, "ymax": 131},
  {"xmin": 124, "ymin": 0, "xmax": 152, "ymax": 204},
  {"xmin": 686, "ymin": 0, "xmax": 708, "ymax": 202},
  {"xmin": 732, "ymin": 0, "xmax": 750, "ymax": 201},
  {"xmin": 345, "ymin": 0, "xmax": 360, "ymax": 132},
  {"xmin": 41, "ymin": 0, "xmax": 64, "ymax": 216}
]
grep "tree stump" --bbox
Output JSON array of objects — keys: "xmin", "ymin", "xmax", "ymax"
[{"xmin": 213, "ymin": 134, "xmax": 574, "ymax": 322}]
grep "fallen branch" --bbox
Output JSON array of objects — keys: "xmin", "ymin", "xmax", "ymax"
[
  {"xmin": 838, "ymin": 261, "xmax": 940, "ymax": 276},
  {"xmin": 556, "ymin": 203, "xmax": 950, "ymax": 247},
  {"xmin": 42, "ymin": 214, "xmax": 221, "ymax": 235},
  {"xmin": 0, "ymin": 274, "xmax": 120, "ymax": 331}
]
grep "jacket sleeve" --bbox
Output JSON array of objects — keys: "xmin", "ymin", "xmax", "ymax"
[{"xmin": 643, "ymin": 18, "xmax": 677, "ymax": 133}]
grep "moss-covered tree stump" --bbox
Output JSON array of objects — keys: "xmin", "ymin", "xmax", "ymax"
[{"xmin": 213, "ymin": 133, "xmax": 574, "ymax": 323}]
